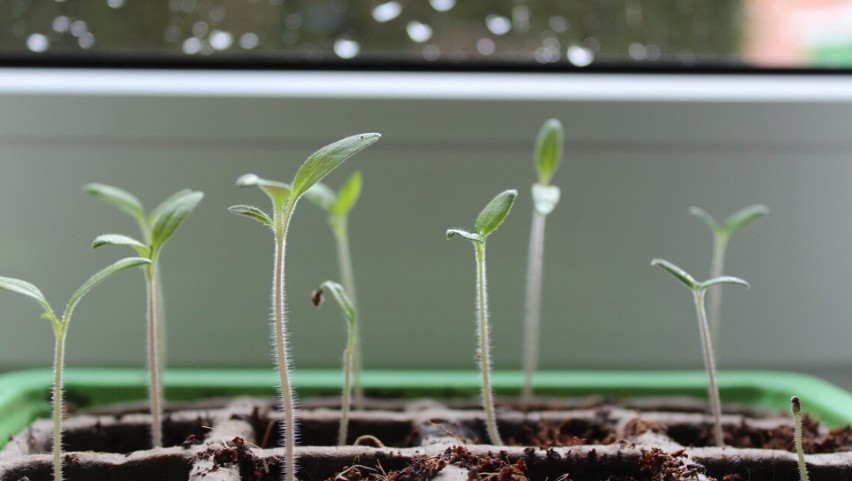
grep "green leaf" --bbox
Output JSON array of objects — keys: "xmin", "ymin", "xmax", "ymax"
[
  {"xmin": 446, "ymin": 229, "xmax": 481, "ymax": 242},
  {"xmin": 720, "ymin": 204, "xmax": 768, "ymax": 236},
  {"xmin": 149, "ymin": 189, "xmax": 191, "ymax": 225},
  {"xmin": 236, "ymin": 174, "xmax": 291, "ymax": 211},
  {"xmin": 64, "ymin": 257, "xmax": 150, "ymax": 322},
  {"xmin": 228, "ymin": 204, "xmax": 273, "ymax": 227},
  {"xmin": 651, "ymin": 259, "xmax": 699, "ymax": 290},
  {"xmin": 475, "ymin": 189, "xmax": 518, "ymax": 238},
  {"xmin": 532, "ymin": 184, "xmax": 560, "ymax": 216},
  {"xmin": 304, "ymin": 183, "xmax": 337, "ymax": 212},
  {"xmin": 0, "ymin": 276, "xmax": 55, "ymax": 319},
  {"xmin": 92, "ymin": 234, "xmax": 150, "ymax": 256},
  {"xmin": 700, "ymin": 276, "xmax": 750, "ymax": 290},
  {"xmin": 689, "ymin": 206, "xmax": 720, "ymax": 233},
  {"xmin": 534, "ymin": 119, "xmax": 564, "ymax": 185},
  {"xmin": 290, "ymin": 133, "xmax": 381, "ymax": 200},
  {"xmin": 150, "ymin": 191, "xmax": 203, "ymax": 253},
  {"xmin": 83, "ymin": 183, "xmax": 146, "ymax": 225},
  {"xmin": 316, "ymin": 281, "xmax": 356, "ymax": 330},
  {"xmin": 331, "ymin": 171, "xmax": 362, "ymax": 217}
]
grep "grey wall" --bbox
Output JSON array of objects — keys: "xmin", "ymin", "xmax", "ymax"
[{"xmin": 0, "ymin": 71, "xmax": 850, "ymax": 389}]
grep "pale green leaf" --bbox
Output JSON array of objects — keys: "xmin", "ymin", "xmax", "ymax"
[
  {"xmin": 150, "ymin": 191, "xmax": 204, "ymax": 253},
  {"xmin": 721, "ymin": 204, "xmax": 768, "ymax": 236},
  {"xmin": 689, "ymin": 206, "xmax": 720, "ymax": 233},
  {"xmin": 446, "ymin": 229, "xmax": 481, "ymax": 242},
  {"xmin": 475, "ymin": 189, "xmax": 518, "ymax": 238},
  {"xmin": 700, "ymin": 276, "xmax": 750, "ymax": 290},
  {"xmin": 0, "ymin": 276, "xmax": 54, "ymax": 319},
  {"xmin": 651, "ymin": 259, "xmax": 699, "ymax": 290},
  {"xmin": 290, "ymin": 133, "xmax": 380, "ymax": 200},
  {"xmin": 235, "ymin": 174, "xmax": 291, "ymax": 211},
  {"xmin": 316, "ymin": 280, "xmax": 356, "ymax": 330},
  {"xmin": 303, "ymin": 183, "xmax": 337, "ymax": 212},
  {"xmin": 92, "ymin": 234, "xmax": 150, "ymax": 256},
  {"xmin": 534, "ymin": 119, "xmax": 564, "ymax": 185},
  {"xmin": 64, "ymin": 257, "xmax": 150, "ymax": 322},
  {"xmin": 83, "ymin": 183, "xmax": 146, "ymax": 225},
  {"xmin": 532, "ymin": 184, "xmax": 560, "ymax": 216},
  {"xmin": 330, "ymin": 171, "xmax": 362, "ymax": 217},
  {"xmin": 228, "ymin": 204, "xmax": 273, "ymax": 227}
]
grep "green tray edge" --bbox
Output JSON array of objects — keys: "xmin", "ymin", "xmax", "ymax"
[{"xmin": 1, "ymin": 368, "xmax": 850, "ymax": 449}]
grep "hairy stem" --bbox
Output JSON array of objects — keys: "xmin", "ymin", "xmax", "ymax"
[
  {"xmin": 521, "ymin": 211, "xmax": 546, "ymax": 407},
  {"xmin": 275, "ymin": 202, "xmax": 298, "ymax": 481},
  {"xmin": 338, "ymin": 323, "xmax": 354, "ymax": 446},
  {"xmin": 333, "ymin": 219, "xmax": 363, "ymax": 410},
  {"xmin": 475, "ymin": 242, "xmax": 503, "ymax": 446},
  {"xmin": 154, "ymin": 265, "xmax": 167, "ymax": 384},
  {"xmin": 792, "ymin": 398, "xmax": 810, "ymax": 481},
  {"xmin": 147, "ymin": 266, "xmax": 163, "ymax": 448},
  {"xmin": 52, "ymin": 330, "xmax": 66, "ymax": 481},
  {"xmin": 693, "ymin": 289, "xmax": 723, "ymax": 447},
  {"xmin": 708, "ymin": 234, "xmax": 728, "ymax": 358}
]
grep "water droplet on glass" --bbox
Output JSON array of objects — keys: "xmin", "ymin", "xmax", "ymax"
[
  {"xmin": 26, "ymin": 33, "xmax": 49, "ymax": 53},
  {"xmin": 429, "ymin": 0, "xmax": 455, "ymax": 12},
  {"xmin": 372, "ymin": 2, "xmax": 401, "ymax": 23},
  {"xmin": 549, "ymin": 16, "xmax": 567, "ymax": 33},
  {"xmin": 285, "ymin": 13, "xmax": 302, "ymax": 30},
  {"xmin": 181, "ymin": 0, "xmax": 197, "ymax": 14},
  {"xmin": 333, "ymin": 38, "xmax": 360, "ymax": 59},
  {"xmin": 239, "ymin": 32, "xmax": 260, "ymax": 49},
  {"xmin": 106, "ymin": 0, "xmax": 125, "ymax": 8},
  {"xmin": 164, "ymin": 25, "xmax": 181, "ymax": 42},
  {"xmin": 70, "ymin": 20, "xmax": 87, "ymax": 37},
  {"xmin": 477, "ymin": 38, "xmax": 495, "ymax": 56},
  {"xmin": 192, "ymin": 21, "xmax": 209, "ymax": 38},
  {"xmin": 567, "ymin": 45, "xmax": 593, "ymax": 67},
  {"xmin": 52, "ymin": 16, "xmax": 69, "ymax": 33},
  {"xmin": 422, "ymin": 44, "xmax": 440, "ymax": 61},
  {"xmin": 182, "ymin": 37, "xmax": 202, "ymax": 54},
  {"xmin": 209, "ymin": 30, "xmax": 233, "ymax": 50},
  {"xmin": 645, "ymin": 44, "xmax": 661, "ymax": 60},
  {"xmin": 407, "ymin": 21, "xmax": 433, "ymax": 43},
  {"xmin": 486, "ymin": 15, "xmax": 511, "ymax": 36},
  {"xmin": 534, "ymin": 45, "xmax": 559, "ymax": 63},
  {"xmin": 512, "ymin": 5, "xmax": 529, "ymax": 33},
  {"xmin": 78, "ymin": 32, "xmax": 95, "ymax": 49},
  {"xmin": 209, "ymin": 6, "xmax": 226, "ymax": 23},
  {"xmin": 628, "ymin": 42, "xmax": 646, "ymax": 60}
]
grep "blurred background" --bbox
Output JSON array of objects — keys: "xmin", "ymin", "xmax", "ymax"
[{"xmin": 1, "ymin": 1, "xmax": 852, "ymax": 391}]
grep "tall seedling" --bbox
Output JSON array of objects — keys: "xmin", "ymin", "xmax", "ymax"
[
  {"xmin": 521, "ymin": 119, "xmax": 564, "ymax": 407},
  {"xmin": 85, "ymin": 185, "xmax": 204, "ymax": 447},
  {"xmin": 447, "ymin": 189, "xmax": 518, "ymax": 446},
  {"xmin": 0, "ymin": 257, "xmax": 150, "ymax": 481},
  {"xmin": 229, "ymin": 133, "xmax": 380, "ymax": 481},
  {"xmin": 305, "ymin": 172, "xmax": 365, "ymax": 409},
  {"xmin": 651, "ymin": 259, "xmax": 748, "ymax": 447},
  {"xmin": 689, "ymin": 204, "xmax": 767, "ymax": 357}
]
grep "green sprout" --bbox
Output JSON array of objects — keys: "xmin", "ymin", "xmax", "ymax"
[
  {"xmin": 690, "ymin": 204, "xmax": 767, "ymax": 357},
  {"xmin": 304, "ymin": 172, "xmax": 365, "ymax": 409},
  {"xmin": 311, "ymin": 281, "xmax": 357, "ymax": 446},
  {"xmin": 651, "ymin": 258, "xmax": 749, "ymax": 447},
  {"xmin": 447, "ymin": 189, "xmax": 518, "ymax": 446},
  {"xmin": 0, "ymin": 257, "xmax": 150, "ymax": 481},
  {"xmin": 521, "ymin": 118, "xmax": 564, "ymax": 407},
  {"xmin": 229, "ymin": 133, "xmax": 380, "ymax": 481},
  {"xmin": 791, "ymin": 396, "xmax": 811, "ymax": 481},
  {"xmin": 85, "ymin": 185, "xmax": 204, "ymax": 448}
]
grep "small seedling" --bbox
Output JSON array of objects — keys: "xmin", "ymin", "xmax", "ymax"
[
  {"xmin": 447, "ymin": 189, "xmax": 518, "ymax": 446},
  {"xmin": 229, "ymin": 132, "xmax": 380, "ymax": 481},
  {"xmin": 521, "ymin": 118, "xmax": 564, "ymax": 407},
  {"xmin": 85, "ymin": 184, "xmax": 204, "ymax": 448},
  {"xmin": 311, "ymin": 281, "xmax": 357, "ymax": 446},
  {"xmin": 0, "ymin": 257, "xmax": 150, "ymax": 481},
  {"xmin": 651, "ymin": 258, "xmax": 749, "ymax": 447},
  {"xmin": 305, "ymin": 172, "xmax": 365, "ymax": 409},
  {"xmin": 791, "ymin": 396, "xmax": 811, "ymax": 481},
  {"xmin": 690, "ymin": 204, "xmax": 767, "ymax": 356}
]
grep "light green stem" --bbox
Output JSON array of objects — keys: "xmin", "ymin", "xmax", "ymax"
[
  {"xmin": 333, "ymin": 219, "xmax": 363, "ymax": 410},
  {"xmin": 708, "ymin": 234, "xmax": 728, "ymax": 357},
  {"xmin": 52, "ymin": 329, "xmax": 66, "ymax": 481},
  {"xmin": 793, "ymin": 399, "xmax": 810, "ymax": 481},
  {"xmin": 146, "ymin": 266, "xmax": 163, "ymax": 448},
  {"xmin": 154, "ymin": 264, "xmax": 166, "ymax": 383},
  {"xmin": 521, "ymin": 211, "xmax": 546, "ymax": 407},
  {"xmin": 693, "ymin": 289, "xmax": 723, "ymax": 447},
  {"xmin": 275, "ymin": 202, "xmax": 297, "ymax": 481},
  {"xmin": 475, "ymin": 242, "xmax": 503, "ymax": 446},
  {"xmin": 338, "ymin": 326, "xmax": 354, "ymax": 446}
]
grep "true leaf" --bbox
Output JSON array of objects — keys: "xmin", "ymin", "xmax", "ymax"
[
  {"xmin": 0, "ymin": 276, "xmax": 54, "ymax": 318},
  {"xmin": 290, "ymin": 133, "xmax": 380, "ymax": 200},
  {"xmin": 721, "ymin": 204, "xmax": 768, "ymax": 236},
  {"xmin": 534, "ymin": 119, "xmax": 564, "ymax": 185},
  {"xmin": 317, "ymin": 281, "xmax": 356, "ymax": 329},
  {"xmin": 148, "ymin": 189, "xmax": 192, "ymax": 225},
  {"xmin": 92, "ymin": 234, "xmax": 150, "ymax": 256},
  {"xmin": 236, "ymin": 174, "xmax": 291, "ymax": 211},
  {"xmin": 83, "ymin": 183, "xmax": 146, "ymax": 225},
  {"xmin": 475, "ymin": 189, "xmax": 518, "ymax": 238},
  {"xmin": 64, "ymin": 257, "xmax": 150, "ymax": 322},
  {"xmin": 228, "ymin": 205, "xmax": 273, "ymax": 227},
  {"xmin": 700, "ymin": 276, "xmax": 750, "ymax": 290},
  {"xmin": 651, "ymin": 259, "xmax": 699, "ymax": 290},
  {"xmin": 304, "ymin": 183, "xmax": 337, "ymax": 212},
  {"xmin": 689, "ymin": 206, "xmax": 720, "ymax": 233},
  {"xmin": 331, "ymin": 171, "xmax": 362, "ymax": 217},
  {"xmin": 446, "ymin": 229, "xmax": 481, "ymax": 242},
  {"xmin": 150, "ymin": 191, "xmax": 204, "ymax": 252},
  {"xmin": 532, "ymin": 184, "xmax": 560, "ymax": 216}
]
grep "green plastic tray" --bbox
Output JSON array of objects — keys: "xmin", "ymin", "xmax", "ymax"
[{"xmin": 2, "ymin": 368, "xmax": 851, "ymax": 449}]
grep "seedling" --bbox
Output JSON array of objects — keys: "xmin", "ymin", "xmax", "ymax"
[
  {"xmin": 305, "ymin": 172, "xmax": 365, "ymax": 409},
  {"xmin": 690, "ymin": 204, "xmax": 767, "ymax": 356},
  {"xmin": 85, "ymin": 185, "xmax": 204, "ymax": 448},
  {"xmin": 312, "ymin": 281, "xmax": 357, "ymax": 446},
  {"xmin": 521, "ymin": 118, "xmax": 564, "ymax": 407},
  {"xmin": 447, "ymin": 189, "xmax": 518, "ymax": 446},
  {"xmin": 229, "ymin": 133, "xmax": 380, "ymax": 481},
  {"xmin": 791, "ymin": 396, "xmax": 811, "ymax": 481},
  {"xmin": 0, "ymin": 257, "xmax": 150, "ymax": 481},
  {"xmin": 651, "ymin": 258, "xmax": 749, "ymax": 447}
]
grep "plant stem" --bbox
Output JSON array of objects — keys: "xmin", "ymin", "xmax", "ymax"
[
  {"xmin": 146, "ymin": 266, "xmax": 163, "ymax": 448},
  {"xmin": 692, "ymin": 289, "xmax": 723, "ymax": 447},
  {"xmin": 275, "ymin": 202, "xmax": 297, "ymax": 481},
  {"xmin": 52, "ymin": 329, "xmax": 66, "ymax": 481},
  {"xmin": 338, "ymin": 323, "xmax": 354, "ymax": 446},
  {"xmin": 521, "ymin": 211, "xmax": 546, "ymax": 407},
  {"xmin": 333, "ymin": 219, "xmax": 363, "ymax": 411},
  {"xmin": 708, "ymin": 234, "xmax": 728, "ymax": 358},
  {"xmin": 154, "ymin": 265, "xmax": 167, "ymax": 384},
  {"xmin": 792, "ymin": 397, "xmax": 810, "ymax": 481},
  {"xmin": 475, "ymin": 241, "xmax": 503, "ymax": 446}
]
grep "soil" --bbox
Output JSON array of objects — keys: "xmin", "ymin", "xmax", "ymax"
[{"xmin": 1, "ymin": 396, "xmax": 851, "ymax": 481}]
